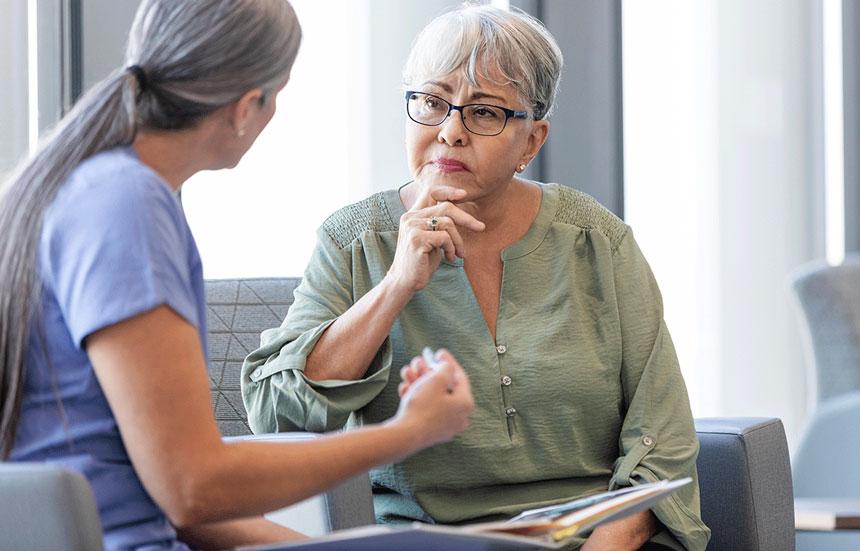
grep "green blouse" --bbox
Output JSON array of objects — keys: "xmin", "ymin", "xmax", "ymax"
[{"xmin": 242, "ymin": 183, "xmax": 710, "ymax": 550}]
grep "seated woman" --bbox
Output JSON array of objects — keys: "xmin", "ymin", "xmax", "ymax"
[
  {"xmin": 243, "ymin": 5, "xmax": 709, "ymax": 551},
  {"xmin": 1, "ymin": 1, "xmax": 474, "ymax": 549}
]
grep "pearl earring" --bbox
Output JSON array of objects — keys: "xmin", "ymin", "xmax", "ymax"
[
  {"xmin": 517, "ymin": 163, "xmax": 527, "ymax": 173},
  {"xmin": 237, "ymin": 128, "xmax": 246, "ymax": 138}
]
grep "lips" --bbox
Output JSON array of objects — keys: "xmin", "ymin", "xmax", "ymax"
[{"xmin": 433, "ymin": 158, "xmax": 468, "ymax": 173}]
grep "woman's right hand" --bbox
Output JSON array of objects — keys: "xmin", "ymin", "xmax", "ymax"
[
  {"xmin": 385, "ymin": 185, "xmax": 485, "ymax": 293},
  {"xmin": 392, "ymin": 349, "xmax": 474, "ymax": 447}
]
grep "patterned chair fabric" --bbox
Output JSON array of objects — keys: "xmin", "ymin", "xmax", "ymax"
[{"xmin": 205, "ymin": 277, "xmax": 301, "ymax": 436}]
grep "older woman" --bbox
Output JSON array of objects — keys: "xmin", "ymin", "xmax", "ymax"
[{"xmin": 243, "ymin": 5, "xmax": 709, "ymax": 550}]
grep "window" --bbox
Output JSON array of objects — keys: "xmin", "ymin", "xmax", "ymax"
[
  {"xmin": 622, "ymin": 0, "xmax": 825, "ymax": 443},
  {"xmin": 1, "ymin": 1, "xmax": 36, "ymax": 176},
  {"xmin": 182, "ymin": 0, "xmax": 499, "ymax": 279},
  {"xmin": 181, "ymin": 0, "xmax": 367, "ymax": 278}
]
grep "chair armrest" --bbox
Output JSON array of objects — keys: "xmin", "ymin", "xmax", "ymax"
[
  {"xmin": 695, "ymin": 417, "xmax": 794, "ymax": 551},
  {"xmin": 0, "ymin": 463, "xmax": 104, "ymax": 551},
  {"xmin": 223, "ymin": 433, "xmax": 375, "ymax": 535}
]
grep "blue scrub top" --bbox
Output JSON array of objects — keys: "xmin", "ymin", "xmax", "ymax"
[{"xmin": 10, "ymin": 146, "xmax": 207, "ymax": 550}]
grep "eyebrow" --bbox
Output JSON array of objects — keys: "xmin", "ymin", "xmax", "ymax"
[{"xmin": 422, "ymin": 80, "xmax": 508, "ymax": 104}]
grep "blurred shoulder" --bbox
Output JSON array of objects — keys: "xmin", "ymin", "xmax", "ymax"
[{"xmin": 44, "ymin": 147, "xmax": 182, "ymax": 242}]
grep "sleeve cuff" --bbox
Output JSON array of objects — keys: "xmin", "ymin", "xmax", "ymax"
[
  {"xmin": 245, "ymin": 322, "xmax": 394, "ymax": 432},
  {"xmin": 611, "ymin": 454, "xmax": 711, "ymax": 551}
]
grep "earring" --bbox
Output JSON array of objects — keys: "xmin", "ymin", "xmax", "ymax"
[
  {"xmin": 516, "ymin": 163, "xmax": 527, "ymax": 173},
  {"xmin": 237, "ymin": 127, "xmax": 246, "ymax": 138}
]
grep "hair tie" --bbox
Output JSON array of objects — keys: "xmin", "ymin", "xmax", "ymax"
[{"xmin": 127, "ymin": 64, "xmax": 148, "ymax": 93}]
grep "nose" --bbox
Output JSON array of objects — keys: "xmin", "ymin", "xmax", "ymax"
[{"xmin": 437, "ymin": 108, "xmax": 469, "ymax": 146}]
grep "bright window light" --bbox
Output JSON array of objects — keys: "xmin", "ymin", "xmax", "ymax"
[{"xmin": 182, "ymin": 0, "xmax": 372, "ymax": 279}]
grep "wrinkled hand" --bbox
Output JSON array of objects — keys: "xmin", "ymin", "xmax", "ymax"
[
  {"xmin": 386, "ymin": 185, "xmax": 485, "ymax": 294},
  {"xmin": 394, "ymin": 349, "xmax": 475, "ymax": 447}
]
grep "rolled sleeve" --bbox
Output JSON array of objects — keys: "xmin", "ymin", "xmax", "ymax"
[
  {"xmin": 241, "ymin": 229, "xmax": 393, "ymax": 434},
  {"xmin": 608, "ymin": 229, "xmax": 711, "ymax": 551}
]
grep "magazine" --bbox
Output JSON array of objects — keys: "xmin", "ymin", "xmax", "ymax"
[{"xmin": 241, "ymin": 478, "xmax": 691, "ymax": 551}]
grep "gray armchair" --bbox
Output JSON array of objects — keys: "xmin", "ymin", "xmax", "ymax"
[
  {"xmin": 205, "ymin": 278, "xmax": 796, "ymax": 550},
  {"xmin": 789, "ymin": 258, "xmax": 860, "ymax": 550}
]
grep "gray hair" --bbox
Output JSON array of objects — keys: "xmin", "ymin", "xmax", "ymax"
[
  {"xmin": 402, "ymin": 4, "xmax": 563, "ymax": 120},
  {"xmin": 0, "ymin": 0, "xmax": 302, "ymax": 458}
]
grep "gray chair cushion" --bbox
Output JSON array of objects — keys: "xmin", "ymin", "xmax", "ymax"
[
  {"xmin": 0, "ymin": 462, "xmax": 103, "ymax": 551},
  {"xmin": 696, "ymin": 418, "xmax": 794, "ymax": 551},
  {"xmin": 205, "ymin": 277, "xmax": 301, "ymax": 436}
]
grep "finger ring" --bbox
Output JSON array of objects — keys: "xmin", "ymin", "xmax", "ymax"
[{"xmin": 428, "ymin": 217, "xmax": 439, "ymax": 231}]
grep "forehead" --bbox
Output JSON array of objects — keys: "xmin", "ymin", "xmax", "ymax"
[{"xmin": 419, "ymin": 68, "xmax": 522, "ymax": 105}]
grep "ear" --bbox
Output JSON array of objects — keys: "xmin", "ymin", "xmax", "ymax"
[
  {"xmin": 523, "ymin": 119, "xmax": 550, "ymax": 160},
  {"xmin": 227, "ymin": 88, "xmax": 266, "ymax": 136}
]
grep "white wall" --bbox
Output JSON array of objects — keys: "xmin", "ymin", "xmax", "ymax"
[
  {"xmin": 364, "ymin": 0, "xmax": 459, "ymax": 191},
  {"xmin": 623, "ymin": 0, "xmax": 822, "ymax": 447}
]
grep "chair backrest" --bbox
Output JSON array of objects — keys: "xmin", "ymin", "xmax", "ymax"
[
  {"xmin": 206, "ymin": 278, "xmax": 376, "ymax": 532},
  {"xmin": 695, "ymin": 417, "xmax": 795, "ymax": 551},
  {"xmin": 790, "ymin": 256, "xmax": 860, "ymax": 405},
  {"xmin": 205, "ymin": 277, "xmax": 301, "ymax": 436},
  {"xmin": 0, "ymin": 462, "xmax": 104, "ymax": 551}
]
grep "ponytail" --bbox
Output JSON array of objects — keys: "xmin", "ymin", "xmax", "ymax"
[
  {"xmin": 0, "ymin": 69, "xmax": 139, "ymax": 458},
  {"xmin": 0, "ymin": 0, "xmax": 301, "ymax": 459}
]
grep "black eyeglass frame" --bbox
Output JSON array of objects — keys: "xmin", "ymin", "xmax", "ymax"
[{"xmin": 404, "ymin": 91, "xmax": 529, "ymax": 136}]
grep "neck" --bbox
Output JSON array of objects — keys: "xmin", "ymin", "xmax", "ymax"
[
  {"xmin": 464, "ymin": 179, "xmax": 520, "ymax": 231},
  {"xmin": 132, "ymin": 127, "xmax": 216, "ymax": 191}
]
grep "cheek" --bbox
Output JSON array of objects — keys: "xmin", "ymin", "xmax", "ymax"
[
  {"xmin": 476, "ymin": 141, "xmax": 519, "ymax": 175},
  {"xmin": 405, "ymin": 126, "xmax": 432, "ymax": 169}
]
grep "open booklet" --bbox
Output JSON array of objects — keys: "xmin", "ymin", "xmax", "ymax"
[{"xmin": 241, "ymin": 478, "xmax": 691, "ymax": 551}]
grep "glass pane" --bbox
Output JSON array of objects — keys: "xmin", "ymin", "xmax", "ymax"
[{"xmin": 0, "ymin": 0, "xmax": 30, "ymax": 177}]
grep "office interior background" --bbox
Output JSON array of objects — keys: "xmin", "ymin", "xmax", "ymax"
[{"xmin": 1, "ymin": 0, "xmax": 858, "ymax": 452}]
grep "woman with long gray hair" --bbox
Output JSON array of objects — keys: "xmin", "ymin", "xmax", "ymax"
[{"xmin": 0, "ymin": 0, "xmax": 474, "ymax": 548}]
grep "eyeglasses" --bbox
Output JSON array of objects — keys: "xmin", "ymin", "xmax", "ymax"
[{"xmin": 405, "ymin": 91, "xmax": 529, "ymax": 136}]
